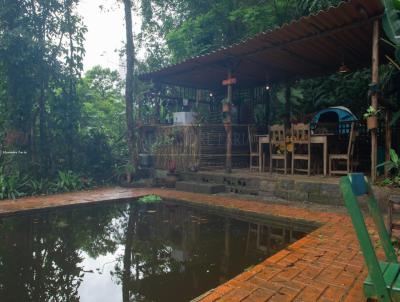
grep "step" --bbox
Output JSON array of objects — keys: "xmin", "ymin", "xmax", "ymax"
[{"xmin": 175, "ymin": 181, "xmax": 225, "ymax": 194}]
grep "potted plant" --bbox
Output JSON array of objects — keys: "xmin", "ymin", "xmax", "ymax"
[
  {"xmin": 363, "ymin": 106, "xmax": 380, "ymax": 130},
  {"xmin": 222, "ymin": 98, "xmax": 231, "ymax": 113}
]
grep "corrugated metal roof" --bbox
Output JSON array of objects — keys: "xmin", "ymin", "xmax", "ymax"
[{"xmin": 140, "ymin": 0, "xmax": 387, "ymax": 90}]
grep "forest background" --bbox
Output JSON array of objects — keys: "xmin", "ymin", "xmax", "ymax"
[{"xmin": 0, "ymin": 0, "xmax": 397, "ymax": 198}]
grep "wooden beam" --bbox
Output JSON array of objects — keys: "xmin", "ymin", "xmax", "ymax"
[{"xmin": 371, "ymin": 20, "xmax": 379, "ymax": 182}]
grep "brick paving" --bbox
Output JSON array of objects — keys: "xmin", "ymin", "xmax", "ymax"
[{"xmin": 0, "ymin": 187, "xmax": 372, "ymax": 301}]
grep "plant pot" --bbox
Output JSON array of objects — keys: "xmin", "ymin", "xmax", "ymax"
[
  {"xmin": 367, "ymin": 116, "xmax": 378, "ymax": 130},
  {"xmin": 222, "ymin": 103, "xmax": 231, "ymax": 112}
]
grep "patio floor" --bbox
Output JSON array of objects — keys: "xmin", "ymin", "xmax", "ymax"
[{"xmin": 0, "ymin": 187, "xmax": 376, "ymax": 301}]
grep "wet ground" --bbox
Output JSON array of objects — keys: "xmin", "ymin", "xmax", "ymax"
[{"xmin": 0, "ymin": 198, "xmax": 310, "ymax": 302}]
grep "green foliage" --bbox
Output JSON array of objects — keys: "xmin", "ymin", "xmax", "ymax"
[
  {"xmin": 281, "ymin": 69, "xmax": 372, "ymax": 122},
  {"xmin": 111, "ymin": 162, "xmax": 137, "ymax": 183},
  {"xmin": 0, "ymin": 0, "xmax": 88, "ymax": 179},
  {"xmin": 50, "ymin": 171, "xmax": 84, "ymax": 193},
  {"xmin": 382, "ymin": 0, "xmax": 400, "ymax": 50},
  {"xmin": 363, "ymin": 106, "xmax": 381, "ymax": 119},
  {"xmin": 26, "ymin": 178, "xmax": 48, "ymax": 196},
  {"xmin": 0, "ymin": 169, "xmax": 28, "ymax": 200},
  {"xmin": 0, "ymin": 167, "xmax": 91, "ymax": 200},
  {"xmin": 137, "ymin": 194, "xmax": 162, "ymax": 204},
  {"xmin": 378, "ymin": 149, "xmax": 400, "ymax": 173},
  {"xmin": 377, "ymin": 149, "xmax": 400, "ymax": 187},
  {"xmin": 139, "ymin": 0, "xmax": 342, "ymax": 65}
]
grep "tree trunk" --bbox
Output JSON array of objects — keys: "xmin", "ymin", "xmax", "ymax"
[
  {"xmin": 123, "ymin": 0, "xmax": 136, "ymax": 183},
  {"xmin": 37, "ymin": 5, "xmax": 49, "ymax": 176},
  {"xmin": 66, "ymin": 2, "xmax": 75, "ymax": 170},
  {"xmin": 39, "ymin": 53, "xmax": 48, "ymax": 176},
  {"xmin": 370, "ymin": 20, "xmax": 379, "ymax": 182},
  {"xmin": 122, "ymin": 204, "xmax": 136, "ymax": 302}
]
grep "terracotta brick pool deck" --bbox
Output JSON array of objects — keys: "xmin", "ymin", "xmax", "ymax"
[{"xmin": 0, "ymin": 187, "xmax": 372, "ymax": 301}]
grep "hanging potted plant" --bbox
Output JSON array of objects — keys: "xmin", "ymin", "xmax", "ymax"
[
  {"xmin": 222, "ymin": 98, "xmax": 231, "ymax": 113},
  {"xmin": 363, "ymin": 106, "xmax": 380, "ymax": 130}
]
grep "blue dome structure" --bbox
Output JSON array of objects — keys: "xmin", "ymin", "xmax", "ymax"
[
  {"xmin": 311, "ymin": 106, "xmax": 357, "ymax": 124},
  {"xmin": 311, "ymin": 106, "xmax": 358, "ymax": 134}
]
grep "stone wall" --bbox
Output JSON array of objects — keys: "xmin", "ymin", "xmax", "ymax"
[
  {"xmin": 180, "ymin": 171, "xmax": 399, "ymax": 209},
  {"xmin": 264, "ymin": 179, "xmax": 342, "ymax": 206}
]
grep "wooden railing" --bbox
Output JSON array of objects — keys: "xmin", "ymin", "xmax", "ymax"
[{"xmin": 139, "ymin": 124, "xmax": 251, "ymax": 170}]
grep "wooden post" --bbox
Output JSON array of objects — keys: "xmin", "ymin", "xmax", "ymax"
[
  {"xmin": 385, "ymin": 110, "xmax": 392, "ymax": 177},
  {"xmin": 371, "ymin": 20, "xmax": 379, "ymax": 182},
  {"xmin": 265, "ymin": 87, "xmax": 270, "ymax": 132},
  {"xmin": 225, "ymin": 70, "xmax": 233, "ymax": 173},
  {"xmin": 285, "ymin": 84, "xmax": 291, "ymax": 128}
]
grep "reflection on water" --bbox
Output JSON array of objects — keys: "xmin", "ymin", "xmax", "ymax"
[{"xmin": 0, "ymin": 200, "xmax": 311, "ymax": 302}]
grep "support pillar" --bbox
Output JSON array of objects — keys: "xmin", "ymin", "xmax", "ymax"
[
  {"xmin": 225, "ymin": 71, "xmax": 233, "ymax": 173},
  {"xmin": 385, "ymin": 110, "xmax": 392, "ymax": 177},
  {"xmin": 285, "ymin": 84, "xmax": 291, "ymax": 128},
  {"xmin": 371, "ymin": 20, "xmax": 379, "ymax": 182}
]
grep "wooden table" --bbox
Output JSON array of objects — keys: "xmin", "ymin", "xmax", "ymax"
[
  {"xmin": 257, "ymin": 135, "xmax": 269, "ymax": 172},
  {"xmin": 310, "ymin": 134, "xmax": 328, "ymax": 176},
  {"xmin": 256, "ymin": 134, "xmax": 329, "ymax": 176}
]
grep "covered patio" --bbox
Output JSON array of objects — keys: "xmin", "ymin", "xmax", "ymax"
[{"xmin": 139, "ymin": 0, "xmax": 396, "ymax": 183}]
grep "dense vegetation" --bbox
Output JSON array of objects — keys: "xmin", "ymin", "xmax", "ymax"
[
  {"xmin": 137, "ymin": 0, "xmax": 342, "ymax": 65},
  {"xmin": 0, "ymin": 1, "xmax": 132, "ymax": 198},
  {"xmin": 0, "ymin": 0, "xmax": 399, "ymax": 199}
]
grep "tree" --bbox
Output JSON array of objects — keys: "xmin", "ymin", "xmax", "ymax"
[
  {"xmin": 0, "ymin": 0, "xmax": 86, "ymax": 177},
  {"xmin": 137, "ymin": 0, "xmax": 342, "ymax": 66},
  {"xmin": 123, "ymin": 0, "xmax": 136, "ymax": 183},
  {"xmin": 76, "ymin": 66, "xmax": 127, "ymax": 179}
]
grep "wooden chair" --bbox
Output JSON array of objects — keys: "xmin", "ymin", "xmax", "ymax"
[
  {"xmin": 329, "ymin": 122, "xmax": 356, "ymax": 176},
  {"xmin": 340, "ymin": 173, "xmax": 400, "ymax": 302},
  {"xmin": 248, "ymin": 125, "xmax": 260, "ymax": 171},
  {"xmin": 291, "ymin": 123, "xmax": 311, "ymax": 176},
  {"xmin": 269, "ymin": 124, "xmax": 288, "ymax": 174}
]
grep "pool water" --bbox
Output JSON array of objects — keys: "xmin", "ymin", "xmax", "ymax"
[{"xmin": 0, "ymin": 199, "xmax": 311, "ymax": 302}]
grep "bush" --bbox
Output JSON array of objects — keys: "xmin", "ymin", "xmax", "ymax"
[
  {"xmin": 50, "ymin": 170, "xmax": 86, "ymax": 193},
  {"xmin": 0, "ymin": 168, "xmax": 93, "ymax": 200},
  {"xmin": 377, "ymin": 149, "xmax": 400, "ymax": 187},
  {"xmin": 0, "ymin": 168, "xmax": 28, "ymax": 199}
]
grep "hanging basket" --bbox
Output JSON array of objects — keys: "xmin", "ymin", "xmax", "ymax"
[{"xmin": 367, "ymin": 116, "xmax": 378, "ymax": 130}]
